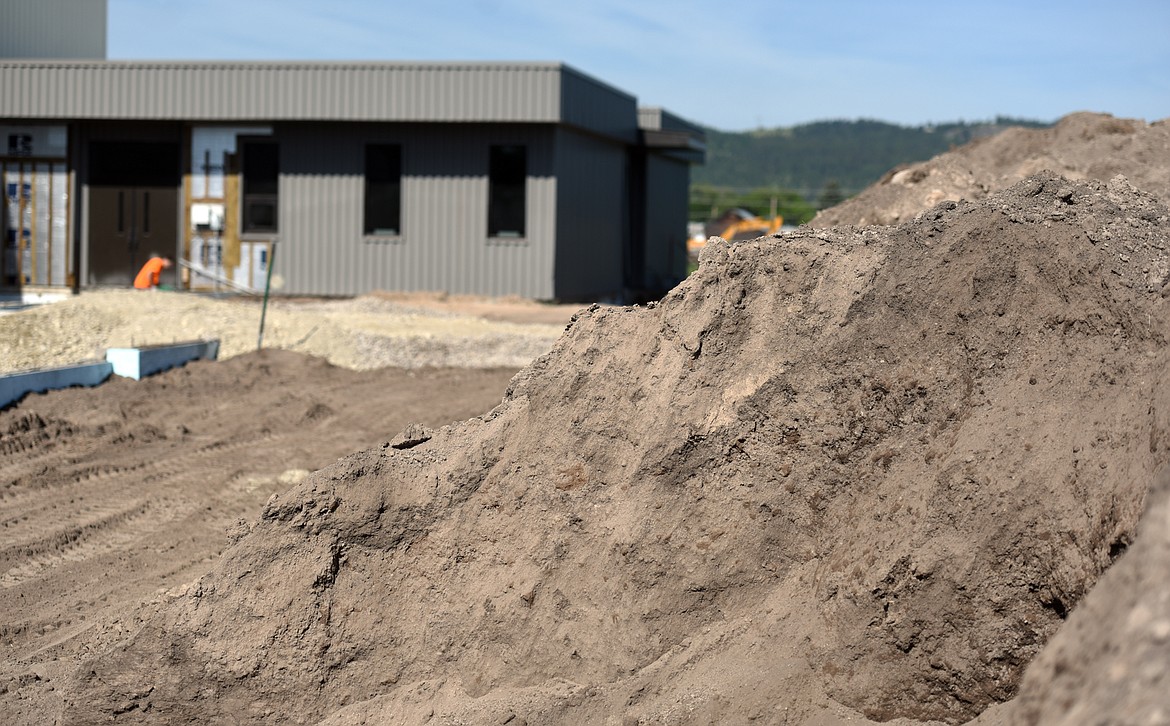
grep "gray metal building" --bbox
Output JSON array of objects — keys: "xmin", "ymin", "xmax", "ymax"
[
  {"xmin": 0, "ymin": 60, "xmax": 704, "ymax": 301},
  {"xmin": 0, "ymin": 0, "xmax": 107, "ymax": 60}
]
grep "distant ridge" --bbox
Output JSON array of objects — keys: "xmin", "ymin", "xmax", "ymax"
[{"xmin": 693, "ymin": 117, "xmax": 1053, "ymax": 201}]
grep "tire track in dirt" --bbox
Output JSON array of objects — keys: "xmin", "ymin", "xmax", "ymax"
[
  {"xmin": 1, "ymin": 430, "xmax": 273, "ymax": 524},
  {"xmin": 0, "ymin": 500, "xmax": 162, "ymax": 587},
  {"xmin": 0, "ymin": 352, "xmax": 520, "ymax": 682},
  {"xmin": 0, "ymin": 428, "xmax": 293, "ymax": 587}
]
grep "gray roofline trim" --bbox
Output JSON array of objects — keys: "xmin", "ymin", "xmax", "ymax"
[
  {"xmin": 642, "ymin": 129, "xmax": 707, "ymax": 152},
  {"xmin": 638, "ymin": 107, "xmax": 707, "ymax": 164},
  {"xmin": 637, "ymin": 106, "xmax": 707, "ymax": 136},
  {"xmin": 641, "ymin": 130, "xmax": 706, "ymax": 165},
  {"xmin": 0, "ymin": 60, "xmax": 640, "ymax": 141},
  {"xmin": 3, "ymin": 59, "xmax": 571, "ymax": 71}
]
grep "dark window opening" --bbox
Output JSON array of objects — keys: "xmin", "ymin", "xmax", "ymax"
[
  {"xmin": 488, "ymin": 145, "xmax": 526, "ymax": 238},
  {"xmin": 242, "ymin": 142, "xmax": 279, "ymax": 234},
  {"xmin": 88, "ymin": 141, "xmax": 180, "ymax": 187},
  {"xmin": 364, "ymin": 144, "xmax": 401, "ymax": 235}
]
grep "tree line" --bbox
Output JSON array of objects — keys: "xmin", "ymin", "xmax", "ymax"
[{"xmin": 689, "ymin": 116, "xmax": 1050, "ymax": 224}]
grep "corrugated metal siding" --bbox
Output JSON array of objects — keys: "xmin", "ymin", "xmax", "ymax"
[
  {"xmin": 0, "ymin": 62, "xmax": 565, "ymax": 122},
  {"xmin": 561, "ymin": 66, "xmax": 639, "ymax": 144},
  {"xmin": 0, "ymin": 0, "xmax": 106, "ymax": 59},
  {"xmin": 553, "ymin": 128, "xmax": 627, "ymax": 301},
  {"xmin": 276, "ymin": 122, "xmax": 557, "ymax": 299},
  {"xmin": 1, "ymin": 62, "xmax": 638, "ymax": 143},
  {"xmin": 642, "ymin": 153, "xmax": 691, "ymax": 291}
]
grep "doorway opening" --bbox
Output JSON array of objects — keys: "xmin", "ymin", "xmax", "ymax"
[{"xmin": 87, "ymin": 141, "xmax": 179, "ymax": 286}]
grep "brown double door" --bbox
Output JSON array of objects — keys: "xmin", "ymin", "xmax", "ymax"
[{"xmin": 88, "ymin": 142, "xmax": 179, "ymax": 286}]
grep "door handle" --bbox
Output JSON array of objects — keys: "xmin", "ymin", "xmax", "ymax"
[{"xmin": 128, "ymin": 190, "xmax": 138, "ymax": 251}]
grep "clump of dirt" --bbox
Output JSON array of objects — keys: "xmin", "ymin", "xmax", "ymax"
[
  {"xmin": 812, "ymin": 112, "xmax": 1170, "ymax": 228},
  {"xmin": 58, "ymin": 173, "xmax": 1170, "ymax": 725}
]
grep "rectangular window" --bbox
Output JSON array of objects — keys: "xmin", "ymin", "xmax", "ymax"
[
  {"xmin": 488, "ymin": 145, "xmax": 526, "ymax": 238},
  {"xmin": 364, "ymin": 144, "xmax": 401, "ymax": 235},
  {"xmin": 242, "ymin": 142, "xmax": 279, "ymax": 234}
]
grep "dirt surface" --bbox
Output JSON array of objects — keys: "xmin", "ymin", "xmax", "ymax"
[
  {"xmin": 811, "ymin": 112, "xmax": 1170, "ymax": 228},
  {"xmin": 973, "ymin": 471, "xmax": 1170, "ymax": 726},
  {"xmin": 0, "ymin": 293, "xmax": 574, "ymax": 722},
  {"xmin": 0, "ymin": 290, "xmax": 579, "ymax": 373},
  {"xmin": 2, "ymin": 170, "xmax": 1164, "ymax": 725},
  {"xmin": 0, "ymin": 352, "xmax": 522, "ymax": 724},
  {"xmin": 3, "ymin": 114, "xmax": 1170, "ymax": 726}
]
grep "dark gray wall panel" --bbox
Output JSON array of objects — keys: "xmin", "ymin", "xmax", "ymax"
[
  {"xmin": 275, "ymin": 122, "xmax": 557, "ymax": 299},
  {"xmin": 553, "ymin": 128, "xmax": 626, "ymax": 301},
  {"xmin": 642, "ymin": 153, "xmax": 691, "ymax": 292}
]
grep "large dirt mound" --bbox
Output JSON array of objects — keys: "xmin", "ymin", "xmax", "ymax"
[
  {"xmin": 60, "ymin": 173, "xmax": 1170, "ymax": 724},
  {"xmin": 971, "ymin": 470, "xmax": 1170, "ymax": 726},
  {"xmin": 812, "ymin": 112, "xmax": 1170, "ymax": 228}
]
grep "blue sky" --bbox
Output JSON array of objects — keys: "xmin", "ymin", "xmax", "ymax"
[{"xmin": 108, "ymin": 0, "xmax": 1170, "ymax": 132}]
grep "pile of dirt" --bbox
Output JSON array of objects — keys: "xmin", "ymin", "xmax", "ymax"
[
  {"xmin": 50, "ymin": 172, "xmax": 1169, "ymax": 725},
  {"xmin": 812, "ymin": 112, "xmax": 1170, "ymax": 228},
  {"xmin": 0, "ymin": 351, "xmax": 521, "ymax": 725},
  {"xmin": 975, "ymin": 471, "xmax": 1170, "ymax": 726}
]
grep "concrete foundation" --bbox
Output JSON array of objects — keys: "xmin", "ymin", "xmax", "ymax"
[
  {"xmin": 106, "ymin": 340, "xmax": 220, "ymax": 380},
  {"xmin": 0, "ymin": 360, "xmax": 113, "ymax": 409}
]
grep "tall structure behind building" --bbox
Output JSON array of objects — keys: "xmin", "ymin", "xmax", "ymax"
[{"xmin": 0, "ymin": 0, "xmax": 107, "ymax": 59}]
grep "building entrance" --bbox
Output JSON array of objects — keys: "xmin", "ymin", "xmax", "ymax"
[{"xmin": 87, "ymin": 141, "xmax": 179, "ymax": 286}]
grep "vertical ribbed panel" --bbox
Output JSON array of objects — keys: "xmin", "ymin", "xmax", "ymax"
[
  {"xmin": 552, "ymin": 128, "xmax": 627, "ymax": 300},
  {"xmin": 560, "ymin": 66, "xmax": 639, "ymax": 144},
  {"xmin": 0, "ymin": 62, "xmax": 587, "ymax": 126},
  {"xmin": 638, "ymin": 107, "xmax": 664, "ymax": 131},
  {"xmin": 277, "ymin": 123, "xmax": 556, "ymax": 299},
  {"xmin": 642, "ymin": 153, "xmax": 691, "ymax": 289},
  {"xmin": 0, "ymin": 0, "xmax": 106, "ymax": 59},
  {"xmin": 0, "ymin": 62, "xmax": 650, "ymax": 144}
]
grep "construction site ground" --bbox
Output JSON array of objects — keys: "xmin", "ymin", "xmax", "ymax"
[
  {"xmin": 1, "ymin": 113, "xmax": 1168, "ymax": 725},
  {"xmin": 0, "ymin": 291, "xmax": 579, "ymax": 723}
]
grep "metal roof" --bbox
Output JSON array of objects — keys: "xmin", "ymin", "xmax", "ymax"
[
  {"xmin": 0, "ymin": 60, "xmax": 640, "ymax": 142},
  {"xmin": 638, "ymin": 106, "xmax": 707, "ymax": 162}
]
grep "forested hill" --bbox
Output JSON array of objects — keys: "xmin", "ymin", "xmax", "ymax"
[{"xmin": 692, "ymin": 117, "xmax": 1052, "ymax": 202}]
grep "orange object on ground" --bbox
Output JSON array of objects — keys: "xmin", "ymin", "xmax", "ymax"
[{"xmin": 133, "ymin": 257, "xmax": 172, "ymax": 289}]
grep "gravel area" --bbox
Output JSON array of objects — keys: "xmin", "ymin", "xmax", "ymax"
[{"xmin": 0, "ymin": 289, "xmax": 579, "ymax": 373}]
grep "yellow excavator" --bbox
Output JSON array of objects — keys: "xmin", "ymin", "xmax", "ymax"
[{"xmin": 688, "ymin": 208, "xmax": 783, "ymax": 257}]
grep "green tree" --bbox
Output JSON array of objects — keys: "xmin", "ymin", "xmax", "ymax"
[
  {"xmin": 691, "ymin": 117, "xmax": 1053, "ymax": 206},
  {"xmin": 817, "ymin": 180, "xmax": 845, "ymax": 210}
]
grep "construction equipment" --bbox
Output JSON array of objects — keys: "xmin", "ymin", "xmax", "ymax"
[{"xmin": 688, "ymin": 208, "xmax": 783, "ymax": 257}]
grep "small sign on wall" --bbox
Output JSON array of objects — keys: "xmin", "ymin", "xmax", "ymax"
[{"xmin": 0, "ymin": 126, "xmax": 67, "ymax": 159}]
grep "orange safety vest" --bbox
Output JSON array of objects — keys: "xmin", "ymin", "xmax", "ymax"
[{"xmin": 133, "ymin": 258, "xmax": 169, "ymax": 289}]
